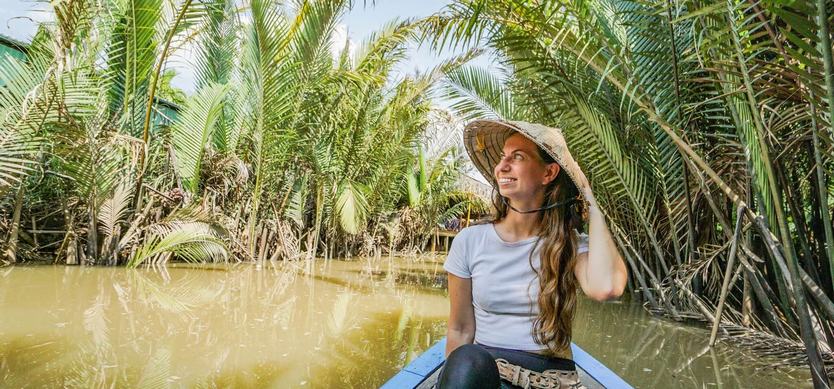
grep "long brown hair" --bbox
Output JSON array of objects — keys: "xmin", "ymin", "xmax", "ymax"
[{"xmin": 491, "ymin": 138, "xmax": 584, "ymax": 355}]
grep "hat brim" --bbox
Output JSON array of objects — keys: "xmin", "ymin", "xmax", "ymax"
[{"xmin": 463, "ymin": 119, "xmax": 590, "ymax": 201}]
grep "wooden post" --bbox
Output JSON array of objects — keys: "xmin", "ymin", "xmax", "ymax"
[
  {"xmin": 3, "ymin": 184, "xmax": 25, "ymax": 263},
  {"xmin": 742, "ymin": 273, "xmax": 752, "ymax": 327}
]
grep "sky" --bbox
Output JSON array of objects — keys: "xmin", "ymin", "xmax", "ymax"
[
  {"xmin": 341, "ymin": 0, "xmax": 495, "ymax": 76},
  {"xmin": 0, "ymin": 1, "xmax": 51, "ymax": 42},
  {"xmin": 0, "ymin": 0, "xmax": 496, "ymax": 94}
]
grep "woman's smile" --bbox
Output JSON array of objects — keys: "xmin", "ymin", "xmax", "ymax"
[{"xmin": 494, "ymin": 133, "xmax": 551, "ymax": 198}]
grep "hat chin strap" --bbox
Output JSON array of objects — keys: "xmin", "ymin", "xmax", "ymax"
[{"xmin": 501, "ymin": 196, "xmax": 578, "ymax": 214}]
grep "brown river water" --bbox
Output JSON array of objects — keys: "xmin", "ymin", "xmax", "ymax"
[{"xmin": 0, "ymin": 257, "xmax": 810, "ymax": 388}]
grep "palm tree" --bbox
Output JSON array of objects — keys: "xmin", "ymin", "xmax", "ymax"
[
  {"xmin": 0, "ymin": 0, "xmax": 489, "ymax": 269},
  {"xmin": 0, "ymin": 0, "xmax": 228, "ymax": 266}
]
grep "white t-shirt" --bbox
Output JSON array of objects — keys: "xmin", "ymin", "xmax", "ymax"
[{"xmin": 443, "ymin": 223, "xmax": 589, "ymax": 351}]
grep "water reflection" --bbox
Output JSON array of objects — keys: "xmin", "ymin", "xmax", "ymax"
[
  {"xmin": 0, "ymin": 259, "xmax": 810, "ymax": 388},
  {"xmin": 0, "ymin": 260, "xmax": 447, "ymax": 388},
  {"xmin": 572, "ymin": 296, "xmax": 810, "ymax": 388}
]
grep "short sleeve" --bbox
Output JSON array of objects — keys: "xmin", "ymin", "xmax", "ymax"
[
  {"xmin": 576, "ymin": 230, "xmax": 589, "ymax": 255},
  {"xmin": 444, "ymin": 230, "xmax": 471, "ymax": 278}
]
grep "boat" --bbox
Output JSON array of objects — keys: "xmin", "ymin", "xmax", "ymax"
[{"xmin": 380, "ymin": 338, "xmax": 633, "ymax": 389}]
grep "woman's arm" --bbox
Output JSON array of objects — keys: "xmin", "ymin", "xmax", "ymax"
[
  {"xmin": 445, "ymin": 273, "xmax": 476, "ymax": 356},
  {"xmin": 574, "ymin": 194, "xmax": 628, "ymax": 301}
]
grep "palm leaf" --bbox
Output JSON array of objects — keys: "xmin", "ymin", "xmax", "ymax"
[
  {"xmin": 104, "ymin": 0, "xmax": 163, "ymax": 135},
  {"xmin": 406, "ymin": 173, "xmax": 420, "ymax": 207},
  {"xmin": 172, "ymin": 82, "xmax": 229, "ymax": 194},
  {"xmin": 98, "ymin": 184, "xmax": 133, "ymax": 237},
  {"xmin": 285, "ymin": 175, "xmax": 309, "ymax": 229},
  {"xmin": 128, "ymin": 221, "xmax": 228, "ymax": 268},
  {"xmin": 443, "ymin": 65, "xmax": 517, "ymax": 120},
  {"xmin": 336, "ymin": 181, "xmax": 368, "ymax": 235},
  {"xmin": 195, "ymin": 0, "xmax": 237, "ymax": 88}
]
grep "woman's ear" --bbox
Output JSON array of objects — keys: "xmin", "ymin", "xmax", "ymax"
[{"xmin": 543, "ymin": 163, "xmax": 561, "ymax": 185}]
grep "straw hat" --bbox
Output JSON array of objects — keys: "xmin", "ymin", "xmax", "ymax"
[{"xmin": 463, "ymin": 119, "xmax": 591, "ymax": 203}]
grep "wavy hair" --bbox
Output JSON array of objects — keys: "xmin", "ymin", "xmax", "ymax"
[{"xmin": 491, "ymin": 139, "xmax": 584, "ymax": 355}]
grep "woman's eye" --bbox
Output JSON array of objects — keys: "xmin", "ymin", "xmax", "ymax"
[{"xmin": 513, "ymin": 154, "xmax": 523, "ymax": 161}]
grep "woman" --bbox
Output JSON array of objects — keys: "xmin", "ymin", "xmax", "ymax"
[{"xmin": 440, "ymin": 120, "xmax": 628, "ymax": 389}]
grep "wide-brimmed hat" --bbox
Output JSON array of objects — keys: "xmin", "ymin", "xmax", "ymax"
[{"xmin": 463, "ymin": 120, "xmax": 591, "ymax": 202}]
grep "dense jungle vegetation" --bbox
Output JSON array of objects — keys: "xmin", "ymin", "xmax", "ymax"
[
  {"xmin": 4, "ymin": 0, "xmax": 834, "ymax": 385},
  {"xmin": 0, "ymin": 0, "xmax": 488, "ymax": 269}
]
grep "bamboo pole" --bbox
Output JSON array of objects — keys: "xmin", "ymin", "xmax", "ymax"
[
  {"xmin": 809, "ymin": 90, "xmax": 834, "ymax": 290},
  {"xmin": 686, "ymin": 158, "xmax": 790, "ymax": 337},
  {"xmin": 710, "ymin": 205, "xmax": 745, "ymax": 346},
  {"xmin": 753, "ymin": 214, "xmax": 829, "ymax": 388},
  {"xmin": 30, "ymin": 216, "xmax": 37, "ymax": 247},
  {"xmin": 802, "ymin": 269, "xmax": 834, "ymax": 326},
  {"xmin": 818, "ymin": 0, "xmax": 834, "ymax": 142}
]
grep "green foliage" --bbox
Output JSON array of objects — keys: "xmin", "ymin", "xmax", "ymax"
[
  {"xmin": 336, "ymin": 181, "xmax": 369, "ymax": 234},
  {"xmin": 172, "ymin": 82, "xmax": 228, "ymax": 194},
  {"xmin": 2, "ymin": 0, "xmax": 480, "ymax": 266},
  {"xmin": 157, "ymin": 69, "xmax": 188, "ymax": 106},
  {"xmin": 0, "ymin": 55, "xmax": 50, "ymax": 196},
  {"xmin": 443, "ymin": 65, "xmax": 519, "ymax": 120},
  {"xmin": 128, "ymin": 221, "xmax": 228, "ymax": 268}
]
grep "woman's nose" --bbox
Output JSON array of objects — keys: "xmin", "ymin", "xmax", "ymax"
[{"xmin": 496, "ymin": 156, "xmax": 510, "ymax": 172}]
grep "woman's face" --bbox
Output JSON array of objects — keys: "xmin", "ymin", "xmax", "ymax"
[{"xmin": 493, "ymin": 133, "xmax": 560, "ymax": 201}]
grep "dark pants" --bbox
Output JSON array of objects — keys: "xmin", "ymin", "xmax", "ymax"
[{"xmin": 437, "ymin": 344, "xmax": 575, "ymax": 389}]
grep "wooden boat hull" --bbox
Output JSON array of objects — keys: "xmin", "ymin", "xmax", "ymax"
[{"xmin": 380, "ymin": 338, "xmax": 633, "ymax": 389}]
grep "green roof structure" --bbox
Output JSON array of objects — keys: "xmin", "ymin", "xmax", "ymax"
[{"xmin": 0, "ymin": 34, "xmax": 28, "ymax": 62}]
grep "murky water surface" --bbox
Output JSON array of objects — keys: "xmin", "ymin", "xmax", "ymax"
[{"xmin": 0, "ymin": 258, "xmax": 809, "ymax": 388}]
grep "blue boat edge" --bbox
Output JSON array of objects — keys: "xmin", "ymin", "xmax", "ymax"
[
  {"xmin": 380, "ymin": 338, "xmax": 447, "ymax": 389},
  {"xmin": 380, "ymin": 338, "xmax": 634, "ymax": 389},
  {"xmin": 570, "ymin": 343, "xmax": 633, "ymax": 389}
]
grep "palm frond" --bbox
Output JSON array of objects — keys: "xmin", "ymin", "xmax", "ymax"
[
  {"xmin": 104, "ymin": 0, "xmax": 163, "ymax": 135},
  {"xmin": 128, "ymin": 221, "xmax": 228, "ymax": 268},
  {"xmin": 442, "ymin": 65, "xmax": 516, "ymax": 120},
  {"xmin": 172, "ymin": 82, "xmax": 229, "ymax": 194},
  {"xmin": 98, "ymin": 184, "xmax": 133, "ymax": 237},
  {"xmin": 336, "ymin": 181, "xmax": 368, "ymax": 235}
]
